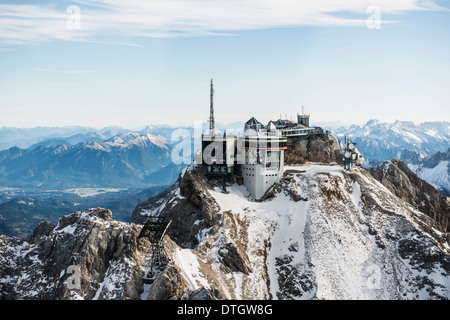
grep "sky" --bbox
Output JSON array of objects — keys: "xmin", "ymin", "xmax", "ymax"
[{"xmin": 0, "ymin": 0, "xmax": 449, "ymax": 128}]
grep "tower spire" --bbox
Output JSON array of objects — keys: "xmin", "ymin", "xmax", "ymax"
[{"xmin": 209, "ymin": 78, "xmax": 215, "ymax": 135}]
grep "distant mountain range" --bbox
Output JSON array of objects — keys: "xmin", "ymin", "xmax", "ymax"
[
  {"xmin": 329, "ymin": 119, "xmax": 450, "ymax": 197},
  {"xmin": 0, "ymin": 120, "xmax": 448, "ymax": 239},
  {"xmin": 0, "ymin": 127, "xmax": 191, "ymax": 238},
  {"xmin": 0, "ymin": 126, "xmax": 126, "ymax": 151},
  {"xmin": 330, "ymin": 119, "xmax": 450, "ymax": 163},
  {"xmin": 0, "ymin": 122, "xmax": 241, "ymax": 152},
  {"xmin": 0, "ymin": 131, "xmax": 186, "ymax": 189}
]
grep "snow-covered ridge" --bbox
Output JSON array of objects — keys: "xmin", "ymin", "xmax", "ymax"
[
  {"xmin": 0, "ymin": 208, "xmax": 146, "ymax": 300},
  {"xmin": 159, "ymin": 163, "xmax": 450, "ymax": 300},
  {"xmin": 85, "ymin": 132, "xmax": 168, "ymax": 151},
  {"xmin": 408, "ymin": 148, "xmax": 450, "ymax": 197},
  {"xmin": 410, "ymin": 161, "xmax": 450, "ymax": 196},
  {"xmin": 1, "ymin": 163, "xmax": 449, "ymax": 300},
  {"xmin": 331, "ymin": 119, "xmax": 450, "ymax": 162}
]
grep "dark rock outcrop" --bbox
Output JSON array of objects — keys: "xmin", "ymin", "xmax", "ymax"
[
  {"xmin": 132, "ymin": 165, "xmax": 221, "ymax": 249},
  {"xmin": 218, "ymin": 242, "xmax": 253, "ymax": 275},
  {"xmin": 0, "ymin": 208, "xmax": 146, "ymax": 300},
  {"xmin": 370, "ymin": 159, "xmax": 450, "ymax": 232},
  {"xmin": 284, "ymin": 134, "xmax": 343, "ymax": 165},
  {"xmin": 188, "ymin": 287, "xmax": 222, "ymax": 300},
  {"xmin": 396, "ymin": 149, "xmax": 423, "ymax": 165},
  {"xmin": 420, "ymin": 147, "xmax": 450, "ymax": 169},
  {"xmin": 28, "ymin": 220, "xmax": 55, "ymax": 244},
  {"xmin": 145, "ymin": 264, "xmax": 186, "ymax": 300}
]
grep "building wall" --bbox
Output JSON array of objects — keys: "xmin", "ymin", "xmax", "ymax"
[
  {"xmin": 201, "ymin": 134, "xmax": 236, "ymax": 167},
  {"xmin": 242, "ymin": 149, "xmax": 284, "ymax": 200},
  {"xmin": 202, "ymin": 132, "xmax": 286, "ymax": 200}
]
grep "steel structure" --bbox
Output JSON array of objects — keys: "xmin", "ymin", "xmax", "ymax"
[
  {"xmin": 209, "ymin": 78, "xmax": 215, "ymax": 135},
  {"xmin": 139, "ymin": 217, "xmax": 172, "ymax": 283},
  {"xmin": 343, "ymin": 136, "xmax": 359, "ymax": 171}
]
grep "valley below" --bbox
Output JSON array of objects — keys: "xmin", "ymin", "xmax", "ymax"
[{"xmin": 0, "ymin": 186, "xmax": 167, "ymax": 238}]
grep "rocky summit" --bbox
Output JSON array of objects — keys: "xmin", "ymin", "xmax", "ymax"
[
  {"xmin": 370, "ymin": 158, "xmax": 450, "ymax": 233},
  {"xmin": 0, "ymin": 137, "xmax": 449, "ymax": 300},
  {"xmin": 1, "ymin": 162, "xmax": 448, "ymax": 299},
  {"xmin": 131, "ymin": 163, "xmax": 449, "ymax": 300},
  {"xmin": 0, "ymin": 208, "xmax": 146, "ymax": 299}
]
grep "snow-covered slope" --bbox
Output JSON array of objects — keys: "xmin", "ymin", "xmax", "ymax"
[
  {"xmin": 1, "ymin": 163, "xmax": 449, "ymax": 300},
  {"xmin": 411, "ymin": 162, "xmax": 450, "ymax": 196},
  {"xmin": 409, "ymin": 148, "xmax": 450, "ymax": 197},
  {"xmin": 0, "ymin": 208, "xmax": 148, "ymax": 299},
  {"xmin": 136, "ymin": 163, "xmax": 450, "ymax": 300}
]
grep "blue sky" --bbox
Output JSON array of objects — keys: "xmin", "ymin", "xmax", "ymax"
[{"xmin": 0, "ymin": 0, "xmax": 449, "ymax": 128}]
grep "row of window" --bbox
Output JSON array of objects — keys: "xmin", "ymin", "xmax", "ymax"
[
  {"xmin": 282, "ymin": 129, "xmax": 315, "ymax": 135},
  {"xmin": 243, "ymin": 141, "xmax": 287, "ymax": 148},
  {"xmin": 244, "ymin": 173, "xmax": 278, "ymax": 177}
]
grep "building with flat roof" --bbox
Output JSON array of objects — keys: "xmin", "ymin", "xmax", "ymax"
[
  {"xmin": 200, "ymin": 80, "xmax": 287, "ymax": 200},
  {"xmin": 199, "ymin": 80, "xmax": 359, "ymax": 199}
]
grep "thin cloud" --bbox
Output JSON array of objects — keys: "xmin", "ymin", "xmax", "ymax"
[
  {"xmin": 66, "ymin": 39, "xmax": 143, "ymax": 47},
  {"xmin": 0, "ymin": 0, "xmax": 444, "ymax": 46},
  {"xmin": 34, "ymin": 67, "xmax": 92, "ymax": 74}
]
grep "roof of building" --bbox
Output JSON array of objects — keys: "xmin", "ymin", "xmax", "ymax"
[
  {"xmin": 245, "ymin": 117, "xmax": 262, "ymax": 126},
  {"xmin": 244, "ymin": 117, "xmax": 263, "ymax": 132},
  {"xmin": 267, "ymin": 121, "xmax": 277, "ymax": 131}
]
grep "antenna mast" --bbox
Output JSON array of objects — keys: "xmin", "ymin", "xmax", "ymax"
[{"xmin": 209, "ymin": 79, "xmax": 215, "ymax": 135}]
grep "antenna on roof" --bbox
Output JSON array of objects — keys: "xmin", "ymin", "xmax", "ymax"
[{"xmin": 209, "ymin": 79, "xmax": 215, "ymax": 135}]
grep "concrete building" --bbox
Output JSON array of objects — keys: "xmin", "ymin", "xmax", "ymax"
[
  {"xmin": 200, "ymin": 80, "xmax": 287, "ymax": 200},
  {"xmin": 238, "ymin": 125, "xmax": 287, "ymax": 199},
  {"xmin": 199, "ymin": 80, "xmax": 353, "ymax": 200}
]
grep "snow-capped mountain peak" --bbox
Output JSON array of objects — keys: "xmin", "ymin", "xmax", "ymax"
[
  {"xmin": 365, "ymin": 119, "xmax": 381, "ymax": 126},
  {"xmin": 331, "ymin": 120, "xmax": 450, "ymax": 163},
  {"xmin": 85, "ymin": 132, "xmax": 168, "ymax": 151}
]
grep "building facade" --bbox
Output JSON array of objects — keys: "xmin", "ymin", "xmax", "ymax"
[
  {"xmin": 199, "ymin": 80, "xmax": 348, "ymax": 200},
  {"xmin": 239, "ymin": 127, "xmax": 287, "ymax": 199}
]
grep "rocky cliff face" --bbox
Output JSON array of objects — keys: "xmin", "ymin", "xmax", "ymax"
[
  {"xmin": 396, "ymin": 149, "xmax": 423, "ymax": 165},
  {"xmin": 410, "ymin": 148, "xmax": 450, "ymax": 197},
  {"xmin": 1, "ymin": 162, "xmax": 449, "ymax": 300},
  {"xmin": 132, "ymin": 163, "xmax": 450, "ymax": 300},
  {"xmin": 284, "ymin": 134, "xmax": 343, "ymax": 165},
  {"xmin": 370, "ymin": 159, "xmax": 450, "ymax": 233},
  {"xmin": 0, "ymin": 208, "xmax": 148, "ymax": 299},
  {"xmin": 131, "ymin": 165, "xmax": 219, "ymax": 249}
]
